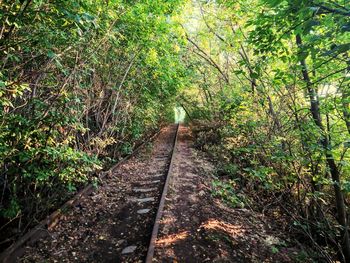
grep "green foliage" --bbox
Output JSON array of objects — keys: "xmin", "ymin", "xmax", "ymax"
[
  {"xmin": 182, "ymin": 0, "xmax": 350, "ymax": 260},
  {"xmin": 212, "ymin": 179, "xmax": 246, "ymax": 208},
  {"xmin": 216, "ymin": 163, "xmax": 238, "ymax": 178},
  {"xmin": 243, "ymin": 166, "xmax": 279, "ymax": 190},
  {"xmin": 1, "ymin": 0, "xmax": 349, "ymax": 260},
  {"xmin": 1, "ymin": 199, "xmax": 21, "ymax": 219},
  {"xmin": 0, "ymin": 0, "xmax": 188, "ymax": 243}
]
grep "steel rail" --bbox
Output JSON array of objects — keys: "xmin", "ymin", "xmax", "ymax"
[{"xmin": 145, "ymin": 123, "xmax": 180, "ymax": 263}]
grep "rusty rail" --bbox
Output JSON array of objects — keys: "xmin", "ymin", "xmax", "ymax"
[{"xmin": 145, "ymin": 123, "xmax": 180, "ymax": 263}]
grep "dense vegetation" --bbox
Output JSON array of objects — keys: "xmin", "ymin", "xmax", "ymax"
[
  {"xmin": 0, "ymin": 0, "xmax": 349, "ymax": 261},
  {"xmin": 0, "ymin": 0, "xmax": 187, "ymax": 249},
  {"xmin": 181, "ymin": 0, "xmax": 350, "ymax": 261}
]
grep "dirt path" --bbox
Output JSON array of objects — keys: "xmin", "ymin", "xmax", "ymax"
[
  {"xmin": 153, "ymin": 126, "xmax": 297, "ymax": 262},
  {"xmin": 18, "ymin": 125, "xmax": 178, "ymax": 263},
  {"xmin": 15, "ymin": 124, "xmax": 300, "ymax": 263}
]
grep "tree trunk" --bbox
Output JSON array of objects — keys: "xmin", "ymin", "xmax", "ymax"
[{"xmin": 296, "ymin": 33, "xmax": 350, "ymax": 262}]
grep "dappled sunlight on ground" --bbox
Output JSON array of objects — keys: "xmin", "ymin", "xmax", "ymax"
[
  {"xmin": 155, "ymin": 231, "xmax": 189, "ymax": 247},
  {"xmin": 153, "ymin": 126, "xmax": 297, "ymax": 262},
  {"xmin": 200, "ymin": 219, "xmax": 245, "ymax": 237},
  {"xmin": 160, "ymin": 217, "xmax": 175, "ymax": 225}
]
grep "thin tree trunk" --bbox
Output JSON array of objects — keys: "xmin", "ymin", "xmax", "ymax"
[
  {"xmin": 180, "ymin": 103, "xmax": 192, "ymax": 122},
  {"xmin": 296, "ymin": 33, "xmax": 350, "ymax": 262}
]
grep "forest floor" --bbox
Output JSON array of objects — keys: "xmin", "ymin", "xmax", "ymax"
[
  {"xmin": 16, "ymin": 125, "xmax": 304, "ymax": 262},
  {"xmin": 18, "ymin": 125, "xmax": 177, "ymax": 262},
  {"xmin": 153, "ymin": 125, "xmax": 301, "ymax": 262}
]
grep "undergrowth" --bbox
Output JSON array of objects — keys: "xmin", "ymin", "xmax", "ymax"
[{"xmin": 192, "ymin": 121, "xmax": 336, "ymax": 262}]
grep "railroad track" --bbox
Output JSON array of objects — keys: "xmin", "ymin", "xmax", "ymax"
[
  {"xmin": 115, "ymin": 123, "xmax": 179, "ymax": 262},
  {"xmin": 145, "ymin": 123, "xmax": 179, "ymax": 263},
  {"xmin": 0, "ymin": 124, "xmax": 180, "ymax": 263}
]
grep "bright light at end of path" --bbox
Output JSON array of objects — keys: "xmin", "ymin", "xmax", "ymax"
[{"xmin": 174, "ymin": 106, "xmax": 186, "ymax": 123}]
